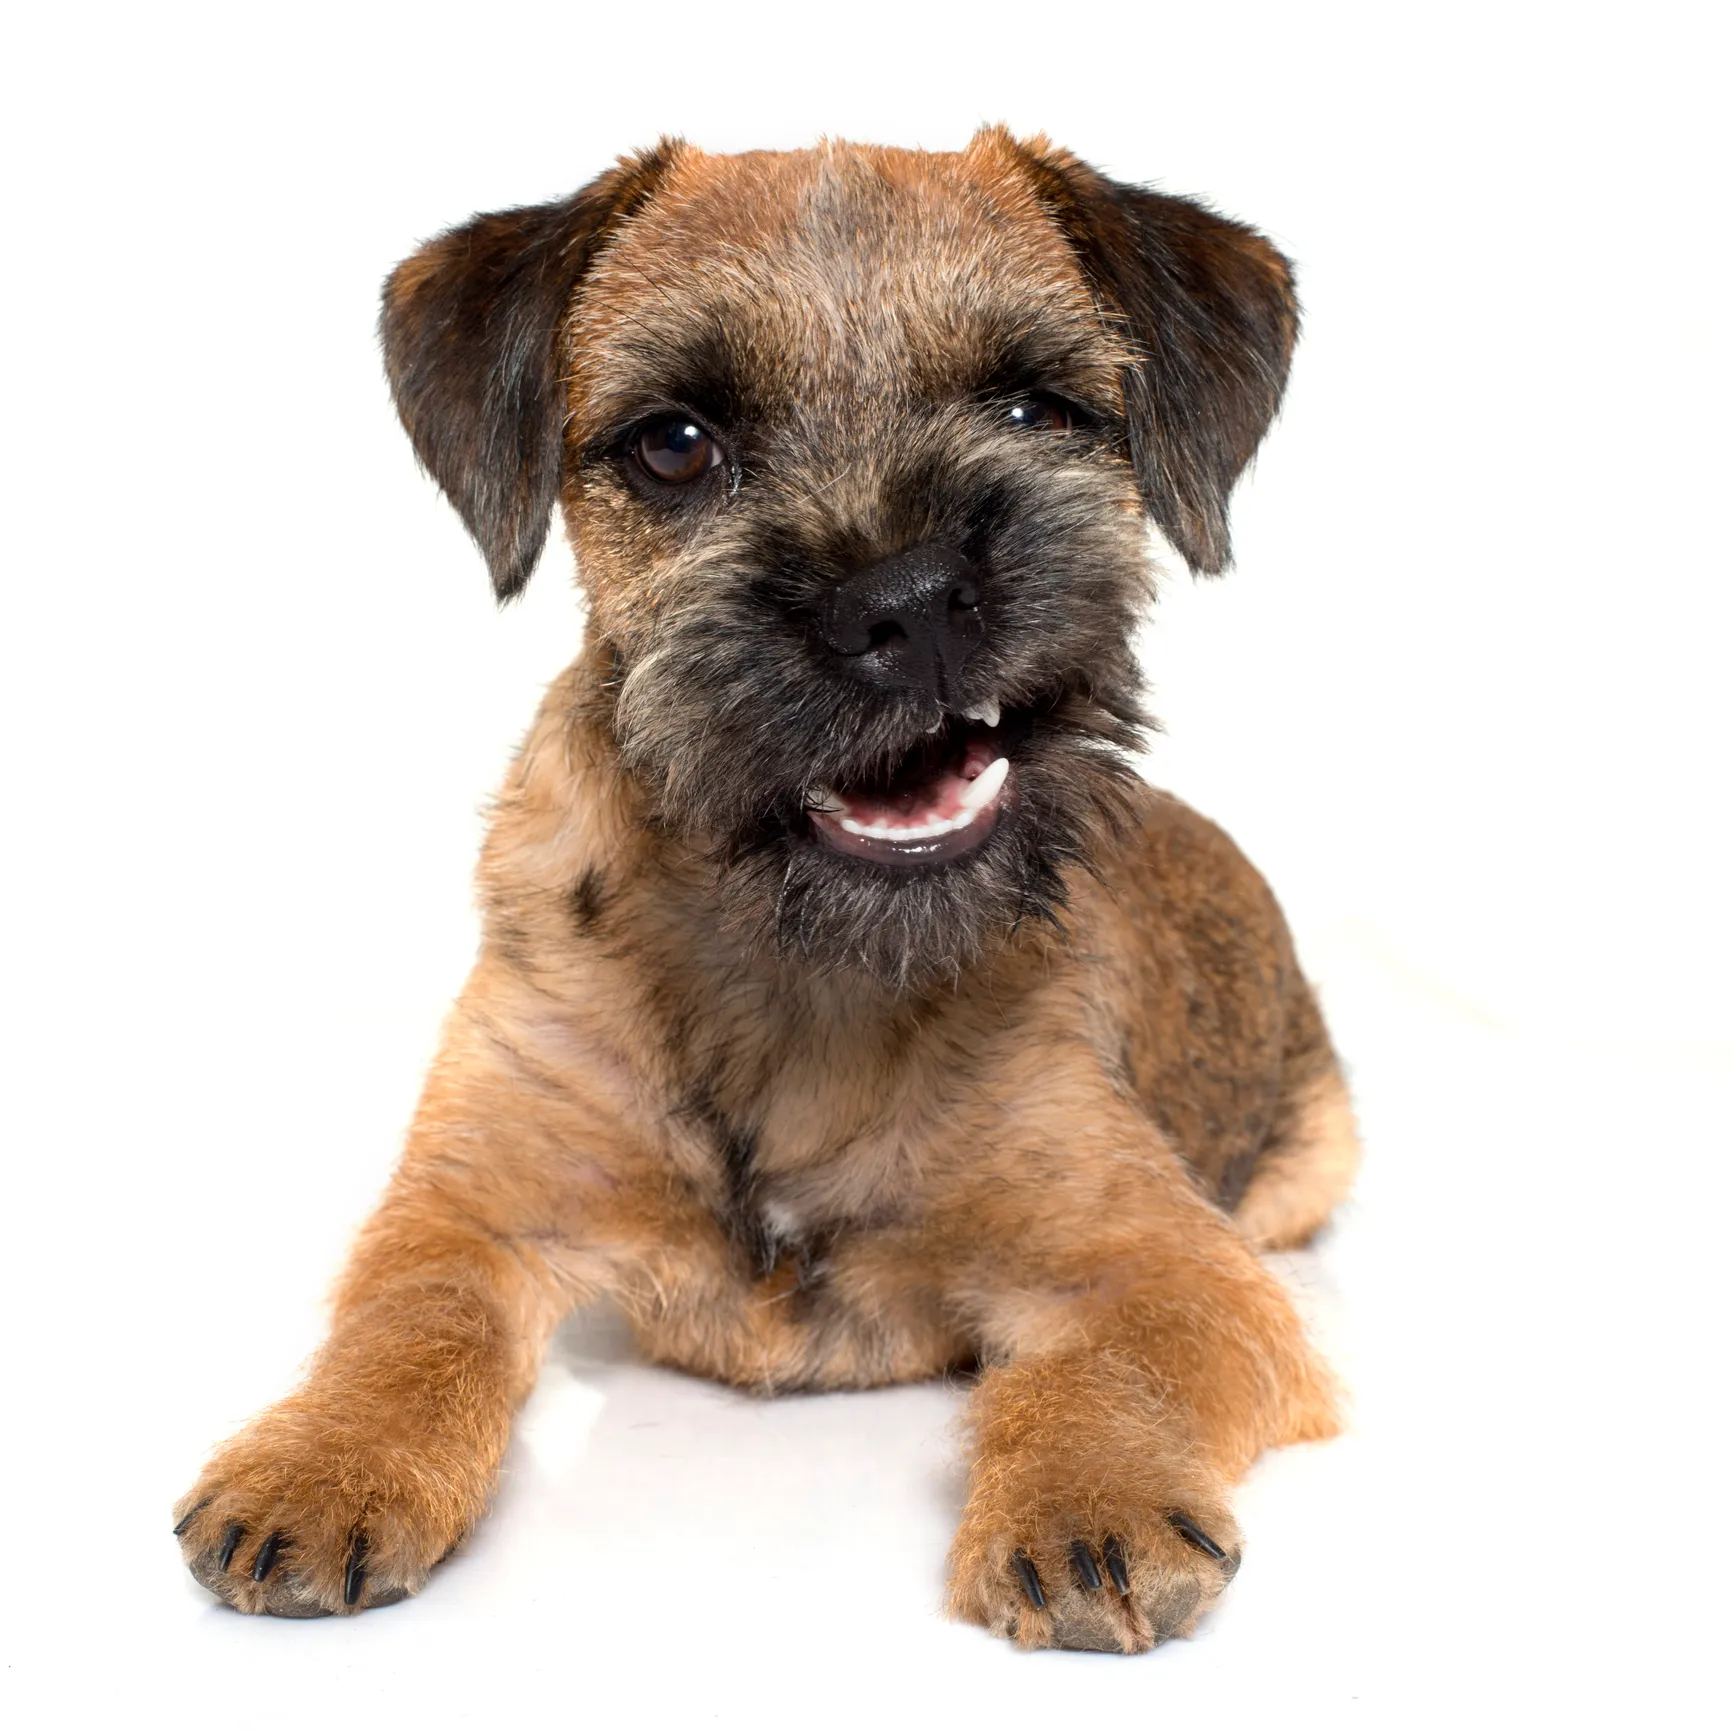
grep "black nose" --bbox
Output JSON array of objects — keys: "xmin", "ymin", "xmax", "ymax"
[{"xmin": 816, "ymin": 544, "xmax": 984, "ymax": 701}]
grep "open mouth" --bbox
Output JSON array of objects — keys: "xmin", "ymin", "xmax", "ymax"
[{"xmin": 806, "ymin": 702, "xmax": 1016, "ymax": 867}]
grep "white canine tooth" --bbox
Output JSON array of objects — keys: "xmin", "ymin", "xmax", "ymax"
[
  {"xmin": 924, "ymin": 715, "xmax": 944, "ymax": 735},
  {"xmin": 963, "ymin": 699, "xmax": 1001, "ymax": 729},
  {"xmin": 806, "ymin": 787, "xmax": 843, "ymax": 814},
  {"xmin": 959, "ymin": 755, "xmax": 1011, "ymax": 811}
]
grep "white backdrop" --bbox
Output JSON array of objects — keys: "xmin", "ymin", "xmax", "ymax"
[{"xmin": 2, "ymin": 3, "xmax": 1726, "ymax": 1725}]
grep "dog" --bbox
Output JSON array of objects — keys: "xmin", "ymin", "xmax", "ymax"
[{"xmin": 173, "ymin": 128, "xmax": 1359, "ymax": 1653}]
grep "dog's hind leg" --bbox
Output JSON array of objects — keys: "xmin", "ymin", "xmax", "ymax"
[{"xmin": 1232, "ymin": 979, "xmax": 1361, "ymax": 1253}]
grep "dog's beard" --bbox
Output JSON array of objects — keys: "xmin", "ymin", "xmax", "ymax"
[{"xmin": 722, "ymin": 694, "xmax": 1146, "ymax": 990}]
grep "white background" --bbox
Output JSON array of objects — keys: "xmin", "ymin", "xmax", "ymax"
[{"xmin": 2, "ymin": 2, "xmax": 1727, "ymax": 1725}]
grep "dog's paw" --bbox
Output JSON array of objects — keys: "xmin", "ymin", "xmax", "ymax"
[
  {"xmin": 173, "ymin": 1401, "xmax": 479, "ymax": 1617},
  {"xmin": 949, "ymin": 1489, "xmax": 1241, "ymax": 1653}
]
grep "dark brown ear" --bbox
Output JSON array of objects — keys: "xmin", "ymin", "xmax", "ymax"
[
  {"xmin": 997, "ymin": 132, "xmax": 1298, "ymax": 574},
  {"xmin": 380, "ymin": 143, "xmax": 677, "ymax": 599}
]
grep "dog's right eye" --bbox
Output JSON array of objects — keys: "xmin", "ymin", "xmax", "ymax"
[
  {"xmin": 1004, "ymin": 393, "xmax": 1076, "ymax": 433},
  {"xmin": 634, "ymin": 417, "xmax": 723, "ymax": 485}
]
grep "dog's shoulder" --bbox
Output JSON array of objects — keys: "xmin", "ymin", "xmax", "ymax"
[{"xmin": 1092, "ymin": 780, "xmax": 1290, "ymax": 943}]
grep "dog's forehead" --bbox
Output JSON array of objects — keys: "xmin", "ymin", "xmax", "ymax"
[{"xmin": 566, "ymin": 140, "xmax": 1113, "ymax": 431}]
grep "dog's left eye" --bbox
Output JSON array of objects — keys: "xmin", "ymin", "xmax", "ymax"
[
  {"xmin": 1004, "ymin": 394, "xmax": 1075, "ymax": 433},
  {"xmin": 635, "ymin": 416, "xmax": 723, "ymax": 485}
]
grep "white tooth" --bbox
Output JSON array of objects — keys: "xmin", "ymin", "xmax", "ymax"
[
  {"xmin": 925, "ymin": 715, "xmax": 944, "ymax": 735},
  {"xmin": 959, "ymin": 755, "xmax": 1011, "ymax": 811},
  {"xmin": 840, "ymin": 811, "xmax": 971, "ymax": 841},
  {"xmin": 806, "ymin": 787, "xmax": 843, "ymax": 813},
  {"xmin": 963, "ymin": 699, "xmax": 1001, "ymax": 729}
]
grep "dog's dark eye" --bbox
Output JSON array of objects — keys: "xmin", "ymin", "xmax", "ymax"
[
  {"xmin": 635, "ymin": 417, "xmax": 722, "ymax": 485},
  {"xmin": 1003, "ymin": 394, "xmax": 1076, "ymax": 433}
]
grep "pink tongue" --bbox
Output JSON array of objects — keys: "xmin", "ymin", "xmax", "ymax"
[{"xmin": 838, "ymin": 736, "xmax": 998, "ymax": 830}]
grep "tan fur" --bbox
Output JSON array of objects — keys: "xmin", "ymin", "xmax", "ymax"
[
  {"xmin": 1235, "ymin": 1070, "xmax": 1363, "ymax": 1252},
  {"xmin": 175, "ymin": 133, "xmax": 1356, "ymax": 1648}
]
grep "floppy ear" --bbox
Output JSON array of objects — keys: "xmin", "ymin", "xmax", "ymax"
[
  {"xmin": 380, "ymin": 143, "xmax": 676, "ymax": 599},
  {"xmin": 996, "ymin": 132, "xmax": 1298, "ymax": 574}
]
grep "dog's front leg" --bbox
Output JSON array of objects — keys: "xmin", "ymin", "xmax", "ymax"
[
  {"xmin": 172, "ymin": 990, "xmax": 631, "ymax": 1616},
  {"xmin": 941, "ymin": 1069, "xmax": 1340, "ymax": 1653}
]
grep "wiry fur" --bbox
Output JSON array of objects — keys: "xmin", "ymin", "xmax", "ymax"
[{"xmin": 174, "ymin": 130, "xmax": 1359, "ymax": 1652}]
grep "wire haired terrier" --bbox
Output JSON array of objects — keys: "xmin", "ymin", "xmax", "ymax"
[{"xmin": 175, "ymin": 129, "xmax": 1358, "ymax": 1652}]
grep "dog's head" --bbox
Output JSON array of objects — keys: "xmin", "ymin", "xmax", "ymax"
[{"xmin": 383, "ymin": 131, "xmax": 1296, "ymax": 988}]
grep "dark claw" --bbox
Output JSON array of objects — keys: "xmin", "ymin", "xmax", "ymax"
[
  {"xmin": 1102, "ymin": 1534, "xmax": 1131, "ymax": 1596},
  {"xmin": 1168, "ymin": 1512, "xmax": 1229, "ymax": 1562},
  {"xmin": 251, "ymin": 1532, "xmax": 285, "ymax": 1582},
  {"xmin": 343, "ymin": 1531, "xmax": 368, "ymax": 1608},
  {"xmin": 1011, "ymin": 1550, "xmax": 1046, "ymax": 1610},
  {"xmin": 1069, "ymin": 1539, "xmax": 1103, "ymax": 1591},
  {"xmin": 217, "ymin": 1524, "xmax": 245, "ymax": 1571},
  {"xmin": 172, "ymin": 1499, "xmax": 210, "ymax": 1537}
]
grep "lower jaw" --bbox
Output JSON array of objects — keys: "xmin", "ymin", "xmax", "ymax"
[{"xmin": 809, "ymin": 798, "xmax": 1007, "ymax": 866}]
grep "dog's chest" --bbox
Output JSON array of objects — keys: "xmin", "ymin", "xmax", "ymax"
[
  {"xmin": 654, "ymin": 976, "xmax": 990, "ymax": 1277},
  {"xmin": 718, "ymin": 1116, "xmax": 923, "ymax": 1279},
  {"xmin": 693, "ymin": 1066, "xmax": 937, "ymax": 1281}
]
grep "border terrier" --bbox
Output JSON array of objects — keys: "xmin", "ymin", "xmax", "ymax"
[{"xmin": 174, "ymin": 128, "xmax": 1360, "ymax": 1653}]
